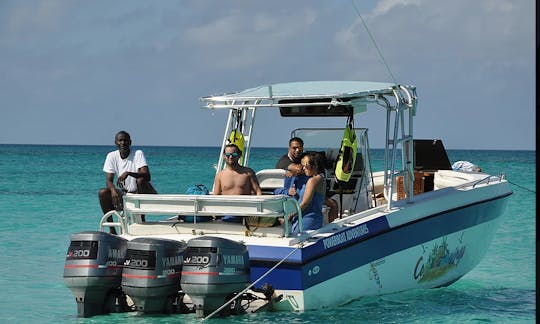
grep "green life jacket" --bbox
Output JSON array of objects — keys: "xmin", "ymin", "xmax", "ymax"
[{"xmin": 335, "ymin": 124, "xmax": 357, "ymax": 182}]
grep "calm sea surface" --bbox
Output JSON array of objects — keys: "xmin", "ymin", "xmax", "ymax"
[{"xmin": 0, "ymin": 145, "xmax": 535, "ymax": 323}]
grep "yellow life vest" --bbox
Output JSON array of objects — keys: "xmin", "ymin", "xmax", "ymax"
[
  {"xmin": 335, "ymin": 125, "xmax": 357, "ymax": 182},
  {"xmin": 228, "ymin": 129, "xmax": 245, "ymax": 164}
]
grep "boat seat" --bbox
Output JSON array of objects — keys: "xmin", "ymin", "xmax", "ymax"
[
  {"xmin": 128, "ymin": 219, "xmax": 286, "ymax": 238},
  {"xmin": 256, "ymin": 169, "xmax": 285, "ymax": 194},
  {"xmin": 433, "ymin": 170, "xmax": 486, "ymax": 189}
]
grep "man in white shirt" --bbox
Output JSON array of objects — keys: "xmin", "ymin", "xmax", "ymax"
[{"xmin": 98, "ymin": 131, "xmax": 156, "ymax": 231}]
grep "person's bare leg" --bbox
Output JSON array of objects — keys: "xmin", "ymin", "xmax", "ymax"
[{"xmin": 98, "ymin": 188, "xmax": 117, "ymax": 234}]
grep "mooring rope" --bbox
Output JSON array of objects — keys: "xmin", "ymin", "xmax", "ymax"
[
  {"xmin": 202, "ymin": 244, "xmax": 302, "ymax": 321},
  {"xmin": 507, "ymin": 180, "xmax": 536, "ymax": 194}
]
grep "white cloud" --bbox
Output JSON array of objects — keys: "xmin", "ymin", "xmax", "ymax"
[
  {"xmin": 0, "ymin": 1, "xmax": 534, "ymax": 149},
  {"xmin": 339, "ymin": 0, "xmax": 533, "ymax": 78},
  {"xmin": 371, "ymin": 0, "xmax": 422, "ymax": 17},
  {"xmin": 181, "ymin": 7, "xmax": 319, "ymax": 70},
  {"xmin": 4, "ymin": 1, "xmax": 69, "ymax": 33},
  {"xmin": 334, "ymin": 0, "xmax": 534, "ymax": 149}
]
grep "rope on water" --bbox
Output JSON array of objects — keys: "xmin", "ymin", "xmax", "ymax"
[
  {"xmin": 202, "ymin": 244, "xmax": 302, "ymax": 321},
  {"xmin": 507, "ymin": 180, "xmax": 536, "ymax": 194}
]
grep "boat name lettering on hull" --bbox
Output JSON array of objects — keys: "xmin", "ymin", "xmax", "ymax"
[{"xmin": 323, "ymin": 224, "xmax": 369, "ymax": 249}]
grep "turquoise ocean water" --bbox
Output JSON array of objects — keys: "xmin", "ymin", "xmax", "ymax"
[{"xmin": 0, "ymin": 145, "xmax": 535, "ymax": 323}]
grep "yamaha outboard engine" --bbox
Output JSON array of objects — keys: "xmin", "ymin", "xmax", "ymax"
[
  {"xmin": 181, "ymin": 236, "xmax": 250, "ymax": 318},
  {"xmin": 63, "ymin": 231, "xmax": 128, "ymax": 317},
  {"xmin": 121, "ymin": 237, "xmax": 187, "ymax": 313}
]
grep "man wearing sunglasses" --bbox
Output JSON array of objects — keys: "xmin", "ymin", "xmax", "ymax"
[{"xmin": 213, "ymin": 144, "xmax": 262, "ymax": 196}]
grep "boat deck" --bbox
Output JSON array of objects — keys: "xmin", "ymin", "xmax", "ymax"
[{"xmin": 101, "ymin": 169, "xmax": 507, "ymax": 248}]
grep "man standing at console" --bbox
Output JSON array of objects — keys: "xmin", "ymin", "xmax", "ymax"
[
  {"xmin": 98, "ymin": 131, "xmax": 156, "ymax": 232},
  {"xmin": 276, "ymin": 137, "xmax": 304, "ymax": 171}
]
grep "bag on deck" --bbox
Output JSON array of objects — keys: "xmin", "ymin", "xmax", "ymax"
[
  {"xmin": 183, "ymin": 184, "xmax": 212, "ymax": 222},
  {"xmin": 245, "ymin": 215, "xmax": 278, "ymax": 228},
  {"xmin": 186, "ymin": 184, "xmax": 209, "ymax": 195}
]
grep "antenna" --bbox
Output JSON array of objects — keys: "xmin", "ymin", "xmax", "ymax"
[{"xmin": 351, "ymin": 0, "xmax": 398, "ymax": 85}]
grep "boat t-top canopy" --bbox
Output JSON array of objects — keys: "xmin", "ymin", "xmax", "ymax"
[
  {"xmin": 201, "ymin": 81, "xmax": 416, "ymax": 116},
  {"xmin": 200, "ymin": 81, "xmax": 418, "ymax": 210}
]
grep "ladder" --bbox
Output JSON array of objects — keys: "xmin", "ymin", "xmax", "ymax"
[{"xmin": 382, "ymin": 86, "xmax": 417, "ymax": 210}]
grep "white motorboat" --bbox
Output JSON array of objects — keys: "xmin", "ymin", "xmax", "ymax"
[{"xmin": 64, "ymin": 81, "xmax": 512, "ymax": 318}]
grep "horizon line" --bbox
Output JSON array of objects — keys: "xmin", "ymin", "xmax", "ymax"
[{"xmin": 0, "ymin": 142, "xmax": 535, "ymax": 152}]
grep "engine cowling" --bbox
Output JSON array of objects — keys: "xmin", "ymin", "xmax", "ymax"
[
  {"xmin": 63, "ymin": 231, "xmax": 128, "ymax": 317},
  {"xmin": 121, "ymin": 237, "xmax": 187, "ymax": 313},
  {"xmin": 181, "ymin": 236, "xmax": 250, "ymax": 317}
]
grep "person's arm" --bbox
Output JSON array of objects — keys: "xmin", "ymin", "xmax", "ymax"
[
  {"xmin": 119, "ymin": 150, "xmax": 151, "ymax": 185},
  {"xmin": 117, "ymin": 166, "xmax": 150, "ymax": 188},
  {"xmin": 249, "ymin": 169, "xmax": 262, "ymax": 195},
  {"xmin": 213, "ymin": 172, "xmax": 223, "ymax": 195},
  {"xmin": 103, "ymin": 152, "xmax": 118, "ymax": 189},
  {"xmin": 287, "ymin": 163, "xmax": 303, "ymax": 177},
  {"xmin": 137, "ymin": 165, "xmax": 151, "ymax": 181},
  {"xmin": 287, "ymin": 177, "xmax": 299, "ymax": 198},
  {"xmin": 122, "ymin": 166, "xmax": 151, "ymax": 179},
  {"xmin": 105, "ymin": 172, "xmax": 116, "ymax": 190},
  {"xmin": 105, "ymin": 172, "xmax": 122, "ymax": 207}
]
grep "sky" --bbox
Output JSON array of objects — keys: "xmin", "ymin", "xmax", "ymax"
[{"xmin": 0, "ymin": 0, "xmax": 535, "ymax": 150}]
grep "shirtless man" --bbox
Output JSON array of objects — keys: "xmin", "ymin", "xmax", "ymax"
[{"xmin": 213, "ymin": 144, "xmax": 262, "ymax": 195}]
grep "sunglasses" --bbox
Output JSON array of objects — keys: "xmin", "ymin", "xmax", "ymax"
[{"xmin": 224, "ymin": 152, "xmax": 239, "ymax": 158}]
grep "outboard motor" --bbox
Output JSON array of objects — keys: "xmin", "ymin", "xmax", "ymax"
[
  {"xmin": 63, "ymin": 231, "xmax": 128, "ymax": 317},
  {"xmin": 121, "ymin": 237, "xmax": 187, "ymax": 313},
  {"xmin": 181, "ymin": 236, "xmax": 250, "ymax": 318}
]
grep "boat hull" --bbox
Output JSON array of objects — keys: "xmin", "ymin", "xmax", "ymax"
[{"xmin": 248, "ymin": 189, "xmax": 510, "ymax": 311}]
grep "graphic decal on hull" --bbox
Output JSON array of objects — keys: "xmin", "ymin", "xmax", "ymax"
[
  {"xmin": 369, "ymin": 259, "xmax": 385, "ymax": 290},
  {"xmin": 286, "ymin": 294, "xmax": 300, "ymax": 310},
  {"xmin": 308, "ymin": 265, "xmax": 320, "ymax": 277},
  {"xmin": 413, "ymin": 236, "xmax": 466, "ymax": 283}
]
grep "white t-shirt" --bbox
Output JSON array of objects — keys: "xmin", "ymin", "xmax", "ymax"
[{"xmin": 103, "ymin": 149, "xmax": 148, "ymax": 192}]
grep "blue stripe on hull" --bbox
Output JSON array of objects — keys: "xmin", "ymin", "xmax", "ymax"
[{"xmin": 249, "ymin": 194, "xmax": 509, "ymax": 290}]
